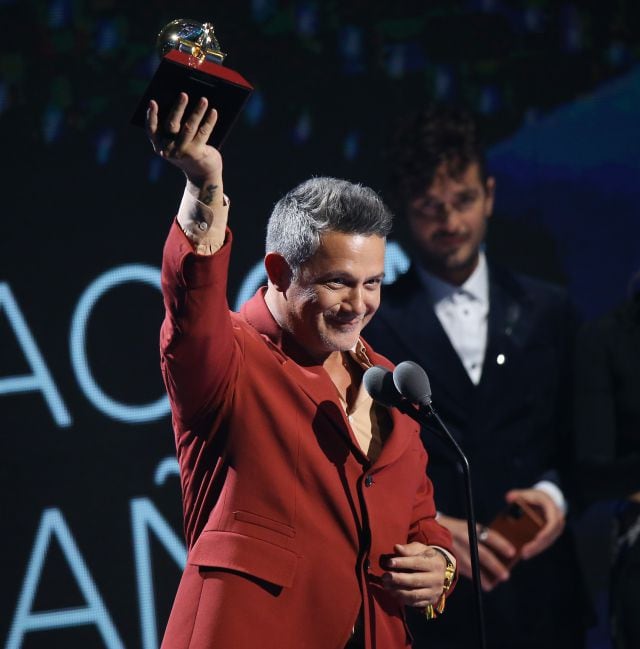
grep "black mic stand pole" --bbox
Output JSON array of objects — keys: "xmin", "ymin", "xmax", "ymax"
[
  {"xmin": 397, "ymin": 401, "xmax": 486, "ymax": 649},
  {"xmin": 425, "ymin": 405, "xmax": 486, "ymax": 649}
]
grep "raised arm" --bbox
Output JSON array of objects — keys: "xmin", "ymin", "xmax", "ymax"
[{"xmin": 148, "ymin": 94, "xmax": 239, "ymax": 432}]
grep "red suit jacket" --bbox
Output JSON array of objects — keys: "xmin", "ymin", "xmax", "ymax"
[{"xmin": 159, "ymin": 222, "xmax": 453, "ymax": 649}]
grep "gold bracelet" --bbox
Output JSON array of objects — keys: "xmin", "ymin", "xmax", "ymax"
[{"xmin": 425, "ymin": 548, "xmax": 456, "ymax": 619}]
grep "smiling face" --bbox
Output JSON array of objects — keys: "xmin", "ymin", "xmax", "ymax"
[
  {"xmin": 408, "ymin": 161, "xmax": 495, "ymax": 286},
  {"xmin": 272, "ymin": 230, "xmax": 385, "ymax": 362}
]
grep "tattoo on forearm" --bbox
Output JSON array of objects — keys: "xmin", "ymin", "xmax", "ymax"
[{"xmin": 201, "ymin": 184, "xmax": 219, "ymax": 205}]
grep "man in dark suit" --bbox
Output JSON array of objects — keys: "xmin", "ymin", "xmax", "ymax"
[{"xmin": 365, "ymin": 105, "xmax": 588, "ymax": 649}]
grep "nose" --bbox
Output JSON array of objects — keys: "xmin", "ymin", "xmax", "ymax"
[
  {"xmin": 436, "ymin": 202, "xmax": 459, "ymax": 223},
  {"xmin": 346, "ymin": 286, "xmax": 367, "ymax": 316}
]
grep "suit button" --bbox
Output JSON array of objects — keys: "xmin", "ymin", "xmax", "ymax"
[{"xmin": 364, "ymin": 475, "xmax": 374, "ymax": 487}]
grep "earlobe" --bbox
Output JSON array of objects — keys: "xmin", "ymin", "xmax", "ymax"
[
  {"xmin": 264, "ymin": 253, "xmax": 293, "ymax": 291},
  {"xmin": 485, "ymin": 176, "xmax": 496, "ymax": 217}
]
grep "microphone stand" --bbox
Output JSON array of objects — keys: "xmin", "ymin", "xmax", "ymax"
[{"xmin": 396, "ymin": 400, "xmax": 487, "ymax": 649}]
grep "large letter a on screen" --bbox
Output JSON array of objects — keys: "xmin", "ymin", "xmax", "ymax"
[{"xmin": 6, "ymin": 508, "xmax": 124, "ymax": 649}]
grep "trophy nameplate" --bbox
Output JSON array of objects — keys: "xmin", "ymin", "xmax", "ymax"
[{"xmin": 131, "ymin": 19, "xmax": 253, "ymax": 148}]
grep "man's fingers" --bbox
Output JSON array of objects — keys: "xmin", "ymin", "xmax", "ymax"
[
  {"xmin": 518, "ymin": 498, "xmax": 564, "ymax": 560},
  {"xmin": 478, "ymin": 545, "xmax": 511, "ymax": 591},
  {"xmin": 164, "ymin": 92, "xmax": 189, "ymax": 135},
  {"xmin": 382, "ymin": 573, "xmax": 442, "ymax": 607},
  {"xmin": 146, "ymin": 100, "xmax": 159, "ymax": 138},
  {"xmin": 177, "ymin": 97, "xmax": 209, "ymax": 147},
  {"xmin": 520, "ymin": 522, "xmax": 562, "ymax": 559},
  {"xmin": 386, "ymin": 550, "xmax": 443, "ymax": 574},
  {"xmin": 477, "ymin": 544, "xmax": 510, "ymax": 583},
  {"xmin": 520, "ymin": 537, "xmax": 546, "ymax": 559},
  {"xmin": 383, "ymin": 568, "xmax": 441, "ymax": 589},
  {"xmin": 147, "ymin": 94, "xmax": 220, "ymax": 166},
  {"xmin": 393, "ymin": 542, "xmax": 430, "ymax": 557},
  {"xmin": 479, "ymin": 526, "xmax": 516, "ymax": 560},
  {"xmin": 193, "ymin": 107, "xmax": 219, "ymax": 145}
]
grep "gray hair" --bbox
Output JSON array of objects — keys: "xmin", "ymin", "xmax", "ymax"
[{"xmin": 265, "ymin": 176, "xmax": 392, "ymax": 274}]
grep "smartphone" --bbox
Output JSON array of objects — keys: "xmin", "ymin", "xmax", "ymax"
[{"xmin": 487, "ymin": 498, "xmax": 544, "ymax": 568}]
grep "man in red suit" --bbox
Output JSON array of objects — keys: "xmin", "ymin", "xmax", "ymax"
[{"xmin": 147, "ymin": 94, "xmax": 455, "ymax": 649}]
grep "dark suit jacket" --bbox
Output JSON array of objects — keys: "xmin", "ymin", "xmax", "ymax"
[
  {"xmin": 365, "ymin": 262, "xmax": 588, "ymax": 649},
  {"xmin": 573, "ymin": 296, "xmax": 640, "ymax": 649},
  {"xmin": 159, "ymin": 225, "xmax": 453, "ymax": 649},
  {"xmin": 574, "ymin": 295, "xmax": 640, "ymax": 503}
]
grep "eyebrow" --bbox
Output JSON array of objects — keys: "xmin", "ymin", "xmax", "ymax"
[
  {"xmin": 318, "ymin": 271, "xmax": 385, "ymax": 283},
  {"xmin": 423, "ymin": 188, "xmax": 479, "ymax": 202}
]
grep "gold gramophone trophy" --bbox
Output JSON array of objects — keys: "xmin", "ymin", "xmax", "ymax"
[{"xmin": 132, "ymin": 19, "xmax": 253, "ymax": 148}]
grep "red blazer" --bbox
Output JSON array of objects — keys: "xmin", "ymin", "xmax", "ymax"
[{"xmin": 160, "ymin": 222, "xmax": 453, "ymax": 649}]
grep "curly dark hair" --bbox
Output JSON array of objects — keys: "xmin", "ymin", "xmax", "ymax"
[{"xmin": 387, "ymin": 104, "xmax": 487, "ymax": 212}]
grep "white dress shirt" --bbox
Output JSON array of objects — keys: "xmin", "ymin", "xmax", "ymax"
[{"xmin": 416, "ymin": 252, "xmax": 489, "ymax": 385}]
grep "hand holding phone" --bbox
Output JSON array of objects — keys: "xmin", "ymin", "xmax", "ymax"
[{"xmin": 487, "ymin": 498, "xmax": 544, "ymax": 568}]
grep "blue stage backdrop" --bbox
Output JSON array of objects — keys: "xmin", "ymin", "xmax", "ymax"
[{"xmin": 1, "ymin": 2, "xmax": 639, "ymax": 648}]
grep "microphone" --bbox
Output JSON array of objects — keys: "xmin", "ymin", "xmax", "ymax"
[
  {"xmin": 362, "ymin": 365, "xmax": 404, "ymax": 408},
  {"xmin": 363, "ymin": 365, "xmax": 427, "ymax": 421},
  {"xmin": 393, "ymin": 360, "xmax": 432, "ymax": 407},
  {"xmin": 366, "ymin": 360, "xmax": 487, "ymax": 649}
]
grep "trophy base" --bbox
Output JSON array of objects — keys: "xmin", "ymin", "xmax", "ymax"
[{"xmin": 131, "ymin": 50, "xmax": 253, "ymax": 149}]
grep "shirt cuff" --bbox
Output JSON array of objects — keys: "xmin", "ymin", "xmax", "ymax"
[
  {"xmin": 431, "ymin": 545, "xmax": 456, "ymax": 570},
  {"xmin": 533, "ymin": 480, "xmax": 567, "ymax": 515},
  {"xmin": 176, "ymin": 185, "xmax": 229, "ymax": 255}
]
